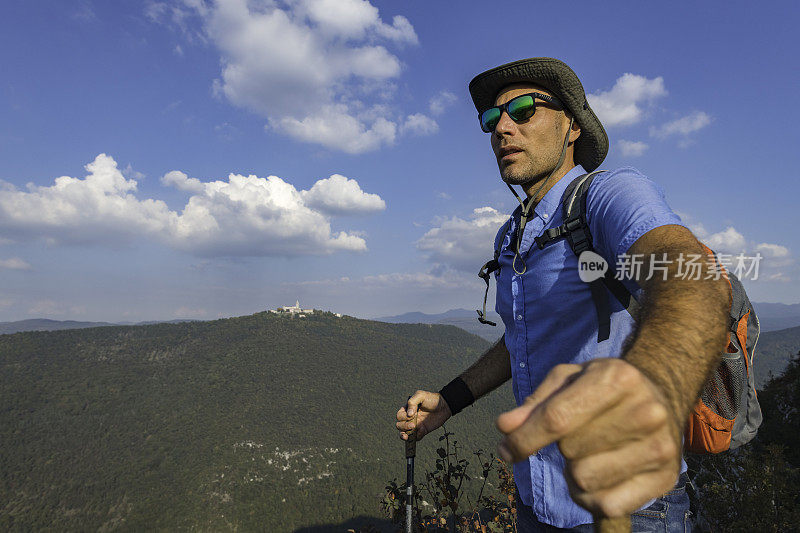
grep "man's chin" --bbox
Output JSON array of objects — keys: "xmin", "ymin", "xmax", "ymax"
[{"xmin": 500, "ymin": 171, "xmax": 535, "ymax": 186}]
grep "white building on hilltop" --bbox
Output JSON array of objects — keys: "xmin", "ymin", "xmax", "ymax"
[{"xmin": 269, "ymin": 300, "xmax": 343, "ymax": 318}]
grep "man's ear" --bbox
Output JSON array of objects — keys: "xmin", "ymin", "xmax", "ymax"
[{"xmin": 569, "ymin": 118, "xmax": 581, "ymax": 145}]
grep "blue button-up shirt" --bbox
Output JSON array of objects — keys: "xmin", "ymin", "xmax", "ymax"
[{"xmin": 494, "ymin": 165, "xmax": 687, "ymax": 528}]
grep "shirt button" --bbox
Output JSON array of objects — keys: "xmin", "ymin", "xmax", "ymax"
[
  {"xmin": 542, "ymin": 213, "xmax": 548, "ymax": 219},
  {"xmin": 516, "ymin": 314, "xmax": 523, "ymax": 320},
  {"xmin": 520, "ymin": 362, "xmax": 526, "ymax": 368}
]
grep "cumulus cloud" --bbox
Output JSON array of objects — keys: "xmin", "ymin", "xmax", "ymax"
[
  {"xmin": 650, "ymin": 111, "xmax": 712, "ymax": 139},
  {"xmin": 588, "ymin": 73, "xmax": 667, "ymax": 127},
  {"xmin": 301, "ymin": 174, "xmax": 386, "ymax": 215},
  {"xmin": 617, "ymin": 140, "xmax": 648, "ymax": 157},
  {"xmin": 400, "ymin": 113, "xmax": 439, "ymax": 136},
  {"xmin": 0, "ymin": 257, "xmax": 31, "ymax": 270},
  {"xmin": 0, "ymin": 154, "xmax": 384, "ymax": 257},
  {"xmin": 156, "ymin": 0, "xmax": 424, "ymax": 152},
  {"xmin": 269, "ymin": 106, "xmax": 397, "ymax": 154},
  {"xmin": 416, "ymin": 207, "xmax": 508, "ymax": 272},
  {"xmin": 161, "ymin": 170, "xmax": 205, "ymax": 193},
  {"xmin": 429, "ymin": 91, "xmax": 458, "ymax": 115},
  {"xmin": 687, "ymin": 220, "xmax": 793, "ymax": 281},
  {"xmin": 756, "ymin": 243, "xmax": 790, "ymax": 258},
  {"xmin": 703, "ymin": 226, "xmax": 748, "ymax": 253}
]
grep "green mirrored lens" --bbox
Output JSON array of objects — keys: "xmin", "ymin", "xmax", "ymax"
[
  {"xmin": 507, "ymin": 95, "xmax": 535, "ymax": 122},
  {"xmin": 480, "ymin": 107, "xmax": 501, "ymax": 132}
]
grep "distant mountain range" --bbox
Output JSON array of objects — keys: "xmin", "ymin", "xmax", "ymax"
[
  {"xmin": 376, "ymin": 302, "xmax": 800, "ymax": 340},
  {"xmin": 4, "ymin": 300, "xmax": 797, "ymax": 339},
  {"xmin": 375, "ymin": 308, "xmax": 502, "ymax": 342},
  {"xmin": 0, "ymin": 318, "xmax": 198, "ymax": 335},
  {"xmin": 750, "ymin": 302, "xmax": 800, "ymax": 332},
  {"xmin": 376, "ymin": 307, "xmax": 800, "ymax": 389}
]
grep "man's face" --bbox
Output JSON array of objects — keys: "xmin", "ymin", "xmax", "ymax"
[{"xmin": 490, "ymin": 83, "xmax": 573, "ymax": 187}]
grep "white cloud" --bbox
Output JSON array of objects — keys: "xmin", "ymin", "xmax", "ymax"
[
  {"xmin": 756, "ymin": 243, "xmax": 790, "ymax": 258},
  {"xmin": 270, "ymin": 106, "xmax": 397, "ymax": 154},
  {"xmin": 164, "ymin": 0, "xmax": 420, "ymax": 153},
  {"xmin": 703, "ymin": 226, "xmax": 747, "ymax": 254},
  {"xmin": 122, "ymin": 163, "xmax": 146, "ymax": 181},
  {"xmin": 161, "ymin": 170, "xmax": 205, "ymax": 193},
  {"xmin": 688, "ymin": 221, "xmax": 793, "ymax": 281},
  {"xmin": 416, "ymin": 207, "xmax": 508, "ymax": 272},
  {"xmin": 297, "ymin": 0, "xmax": 417, "ymax": 44},
  {"xmin": 301, "ymin": 174, "xmax": 386, "ymax": 215},
  {"xmin": 400, "ymin": 113, "xmax": 439, "ymax": 136},
  {"xmin": 0, "ymin": 154, "xmax": 384, "ymax": 257},
  {"xmin": 0, "ymin": 257, "xmax": 31, "ymax": 270},
  {"xmin": 650, "ymin": 111, "xmax": 712, "ymax": 139},
  {"xmin": 764, "ymin": 272, "xmax": 791, "ymax": 283},
  {"xmin": 617, "ymin": 140, "xmax": 648, "ymax": 157},
  {"xmin": 429, "ymin": 91, "xmax": 458, "ymax": 115},
  {"xmin": 588, "ymin": 73, "xmax": 667, "ymax": 127}
]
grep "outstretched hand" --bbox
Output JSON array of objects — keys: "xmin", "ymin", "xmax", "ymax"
[{"xmin": 495, "ymin": 358, "xmax": 682, "ymax": 518}]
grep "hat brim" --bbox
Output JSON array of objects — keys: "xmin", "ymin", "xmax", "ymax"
[{"xmin": 468, "ymin": 57, "xmax": 608, "ymax": 172}]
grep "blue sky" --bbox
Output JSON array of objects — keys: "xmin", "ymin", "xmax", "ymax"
[{"xmin": 0, "ymin": 0, "xmax": 798, "ymax": 322}]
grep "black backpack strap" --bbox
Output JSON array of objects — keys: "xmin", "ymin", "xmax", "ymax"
[
  {"xmin": 476, "ymin": 217, "xmax": 513, "ymax": 326},
  {"xmin": 535, "ymin": 170, "xmax": 642, "ymax": 341}
]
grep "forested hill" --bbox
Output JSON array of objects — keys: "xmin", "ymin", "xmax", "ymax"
[{"xmin": 0, "ymin": 312, "xmax": 514, "ymax": 531}]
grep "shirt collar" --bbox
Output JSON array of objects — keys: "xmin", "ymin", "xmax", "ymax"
[{"xmin": 530, "ymin": 164, "xmax": 588, "ymax": 222}]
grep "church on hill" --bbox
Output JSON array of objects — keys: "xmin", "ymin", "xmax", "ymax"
[
  {"xmin": 274, "ymin": 300, "xmax": 314, "ymax": 315},
  {"xmin": 269, "ymin": 300, "xmax": 342, "ymax": 318}
]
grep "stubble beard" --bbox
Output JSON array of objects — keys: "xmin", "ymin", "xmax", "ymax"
[{"xmin": 499, "ymin": 149, "xmax": 560, "ymax": 189}]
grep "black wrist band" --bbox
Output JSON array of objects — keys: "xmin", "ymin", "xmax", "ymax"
[{"xmin": 438, "ymin": 376, "xmax": 475, "ymax": 416}]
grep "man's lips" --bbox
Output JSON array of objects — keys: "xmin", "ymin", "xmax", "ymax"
[{"xmin": 499, "ymin": 146, "xmax": 523, "ymax": 161}]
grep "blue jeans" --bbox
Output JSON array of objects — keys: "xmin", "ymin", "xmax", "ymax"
[{"xmin": 515, "ymin": 472, "xmax": 694, "ymax": 532}]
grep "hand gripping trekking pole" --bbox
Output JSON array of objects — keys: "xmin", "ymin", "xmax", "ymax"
[{"xmin": 405, "ymin": 396, "xmax": 417, "ymax": 533}]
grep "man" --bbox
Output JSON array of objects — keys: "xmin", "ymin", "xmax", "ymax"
[{"xmin": 395, "ymin": 57, "xmax": 730, "ymax": 531}]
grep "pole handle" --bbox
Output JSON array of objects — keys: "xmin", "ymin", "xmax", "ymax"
[
  {"xmin": 405, "ymin": 395, "xmax": 418, "ymax": 458},
  {"xmin": 594, "ymin": 516, "xmax": 630, "ymax": 533}
]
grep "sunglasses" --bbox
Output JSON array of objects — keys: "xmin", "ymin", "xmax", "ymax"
[{"xmin": 479, "ymin": 92, "xmax": 564, "ymax": 133}]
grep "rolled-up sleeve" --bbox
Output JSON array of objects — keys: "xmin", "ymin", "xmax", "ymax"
[{"xmin": 586, "ymin": 167, "xmax": 687, "ymax": 263}]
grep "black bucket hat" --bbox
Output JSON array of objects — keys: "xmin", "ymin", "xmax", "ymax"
[{"xmin": 468, "ymin": 57, "xmax": 608, "ymax": 172}]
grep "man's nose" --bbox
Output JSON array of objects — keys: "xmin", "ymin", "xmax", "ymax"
[{"xmin": 494, "ymin": 110, "xmax": 516, "ymax": 136}]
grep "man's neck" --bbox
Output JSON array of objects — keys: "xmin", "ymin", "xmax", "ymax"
[{"xmin": 520, "ymin": 162, "xmax": 578, "ymax": 204}]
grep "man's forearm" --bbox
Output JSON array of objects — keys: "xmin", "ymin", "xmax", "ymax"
[
  {"xmin": 622, "ymin": 246, "xmax": 730, "ymax": 426},
  {"xmin": 459, "ymin": 334, "xmax": 512, "ymax": 401}
]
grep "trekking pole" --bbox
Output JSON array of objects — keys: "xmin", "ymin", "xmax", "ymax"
[
  {"xmin": 594, "ymin": 515, "xmax": 630, "ymax": 533},
  {"xmin": 405, "ymin": 396, "xmax": 418, "ymax": 533}
]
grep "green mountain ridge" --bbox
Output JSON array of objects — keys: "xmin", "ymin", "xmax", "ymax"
[{"xmin": 0, "ymin": 312, "xmax": 513, "ymax": 532}]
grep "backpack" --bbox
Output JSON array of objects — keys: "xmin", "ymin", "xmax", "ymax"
[{"xmin": 477, "ymin": 170, "xmax": 762, "ymax": 454}]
